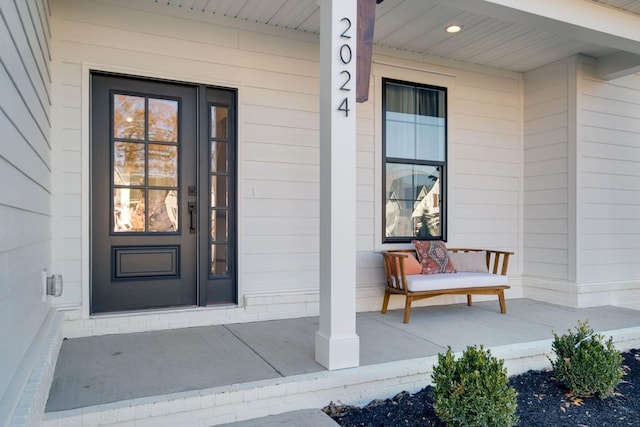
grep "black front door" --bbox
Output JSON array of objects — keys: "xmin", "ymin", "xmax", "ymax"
[{"xmin": 91, "ymin": 73, "xmax": 236, "ymax": 313}]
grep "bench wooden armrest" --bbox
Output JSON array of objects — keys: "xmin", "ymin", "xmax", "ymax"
[{"xmin": 381, "ymin": 248, "xmax": 514, "ymax": 323}]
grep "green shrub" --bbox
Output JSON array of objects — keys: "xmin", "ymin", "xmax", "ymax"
[
  {"xmin": 431, "ymin": 345, "xmax": 518, "ymax": 427},
  {"xmin": 550, "ymin": 320, "xmax": 623, "ymax": 398}
]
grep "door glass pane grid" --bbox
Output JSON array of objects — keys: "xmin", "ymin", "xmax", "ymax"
[
  {"xmin": 113, "ymin": 94, "xmax": 180, "ymax": 233},
  {"xmin": 209, "ymin": 105, "xmax": 230, "ymax": 277}
]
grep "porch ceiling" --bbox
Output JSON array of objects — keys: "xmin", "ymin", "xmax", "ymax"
[{"xmin": 152, "ymin": 0, "xmax": 640, "ymax": 73}]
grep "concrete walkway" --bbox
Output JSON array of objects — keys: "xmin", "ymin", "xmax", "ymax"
[
  {"xmin": 218, "ymin": 409, "xmax": 339, "ymax": 426},
  {"xmin": 43, "ymin": 299, "xmax": 640, "ymax": 425}
]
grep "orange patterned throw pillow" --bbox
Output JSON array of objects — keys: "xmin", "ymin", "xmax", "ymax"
[{"xmin": 412, "ymin": 240, "xmax": 457, "ymax": 275}]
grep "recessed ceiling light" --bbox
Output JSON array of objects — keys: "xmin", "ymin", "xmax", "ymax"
[{"xmin": 446, "ymin": 24, "xmax": 462, "ymax": 33}]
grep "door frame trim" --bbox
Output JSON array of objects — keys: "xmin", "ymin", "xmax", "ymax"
[{"xmin": 81, "ymin": 63, "xmax": 244, "ymax": 319}]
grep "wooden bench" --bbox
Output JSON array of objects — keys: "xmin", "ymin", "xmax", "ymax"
[{"xmin": 381, "ymin": 248, "xmax": 513, "ymax": 323}]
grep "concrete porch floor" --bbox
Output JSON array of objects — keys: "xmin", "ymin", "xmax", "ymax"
[{"xmin": 42, "ymin": 299, "xmax": 640, "ymax": 426}]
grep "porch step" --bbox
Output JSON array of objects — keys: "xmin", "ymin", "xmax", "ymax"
[{"xmin": 40, "ymin": 353, "xmax": 438, "ymax": 427}]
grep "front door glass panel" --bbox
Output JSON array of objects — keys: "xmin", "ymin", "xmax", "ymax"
[{"xmin": 113, "ymin": 94, "xmax": 180, "ymax": 233}]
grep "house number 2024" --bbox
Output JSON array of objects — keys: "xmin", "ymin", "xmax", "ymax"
[{"xmin": 338, "ymin": 17, "xmax": 353, "ymax": 117}]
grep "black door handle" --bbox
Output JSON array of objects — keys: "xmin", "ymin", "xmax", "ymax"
[{"xmin": 188, "ymin": 202, "xmax": 196, "ymax": 234}]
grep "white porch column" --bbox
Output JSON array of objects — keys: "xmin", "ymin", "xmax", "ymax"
[{"xmin": 315, "ymin": 0, "xmax": 360, "ymax": 370}]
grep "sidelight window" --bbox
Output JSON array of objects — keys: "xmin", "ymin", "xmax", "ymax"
[{"xmin": 210, "ymin": 105, "xmax": 230, "ymax": 276}]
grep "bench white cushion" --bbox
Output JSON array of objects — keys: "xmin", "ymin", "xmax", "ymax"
[{"xmin": 405, "ymin": 272, "xmax": 508, "ymax": 292}]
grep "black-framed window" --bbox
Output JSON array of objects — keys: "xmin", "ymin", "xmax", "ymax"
[{"xmin": 382, "ymin": 78, "xmax": 447, "ymax": 243}]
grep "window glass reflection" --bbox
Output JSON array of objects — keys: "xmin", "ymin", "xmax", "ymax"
[
  {"xmin": 114, "ymin": 141, "xmax": 145, "ymax": 186},
  {"xmin": 148, "ymin": 190, "xmax": 178, "ymax": 232},
  {"xmin": 385, "ymin": 83, "xmax": 445, "ymax": 162},
  {"xmin": 211, "ymin": 141, "xmax": 227, "ymax": 173},
  {"xmin": 385, "ymin": 164, "xmax": 441, "ymax": 238},
  {"xmin": 211, "ymin": 210, "xmax": 228, "ymax": 241},
  {"xmin": 114, "ymin": 189, "xmax": 145, "ymax": 232},
  {"xmin": 114, "ymin": 95, "xmax": 145, "ymax": 140},
  {"xmin": 149, "ymin": 98, "xmax": 178, "ymax": 142},
  {"xmin": 148, "ymin": 144, "xmax": 178, "ymax": 187},
  {"xmin": 211, "ymin": 176, "xmax": 228, "ymax": 207},
  {"xmin": 211, "ymin": 244, "xmax": 228, "ymax": 275},
  {"xmin": 211, "ymin": 106, "xmax": 228, "ymax": 139}
]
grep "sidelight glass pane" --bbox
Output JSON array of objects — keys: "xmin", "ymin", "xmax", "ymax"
[
  {"xmin": 211, "ymin": 141, "xmax": 227, "ymax": 173},
  {"xmin": 149, "ymin": 98, "xmax": 178, "ymax": 142},
  {"xmin": 114, "ymin": 141, "xmax": 145, "ymax": 185},
  {"xmin": 148, "ymin": 144, "xmax": 178, "ymax": 187},
  {"xmin": 114, "ymin": 188, "xmax": 145, "ymax": 232},
  {"xmin": 211, "ymin": 106, "xmax": 228, "ymax": 139},
  {"xmin": 148, "ymin": 189, "xmax": 178, "ymax": 232},
  {"xmin": 385, "ymin": 163, "xmax": 441, "ymax": 239},
  {"xmin": 210, "ymin": 176, "xmax": 228, "ymax": 207},
  {"xmin": 211, "ymin": 210, "xmax": 228, "ymax": 241},
  {"xmin": 210, "ymin": 244, "xmax": 228, "ymax": 275},
  {"xmin": 114, "ymin": 95, "xmax": 145, "ymax": 140}
]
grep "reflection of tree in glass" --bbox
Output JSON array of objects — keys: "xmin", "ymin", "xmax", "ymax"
[
  {"xmin": 113, "ymin": 95, "xmax": 178, "ymax": 142},
  {"xmin": 114, "ymin": 142, "xmax": 144, "ymax": 186},
  {"xmin": 148, "ymin": 145, "xmax": 177, "ymax": 187},
  {"xmin": 114, "ymin": 95, "xmax": 145, "ymax": 139},
  {"xmin": 113, "ymin": 94, "xmax": 179, "ymax": 233},
  {"xmin": 149, "ymin": 99, "xmax": 178, "ymax": 142}
]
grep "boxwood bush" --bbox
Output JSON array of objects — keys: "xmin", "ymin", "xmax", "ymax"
[
  {"xmin": 550, "ymin": 320, "xmax": 623, "ymax": 398},
  {"xmin": 432, "ymin": 345, "xmax": 518, "ymax": 427}
]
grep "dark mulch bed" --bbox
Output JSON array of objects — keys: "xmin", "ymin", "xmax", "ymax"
[{"xmin": 323, "ymin": 349, "xmax": 640, "ymax": 426}]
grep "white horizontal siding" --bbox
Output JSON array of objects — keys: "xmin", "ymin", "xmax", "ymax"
[
  {"xmin": 579, "ymin": 62, "xmax": 640, "ymax": 282},
  {"xmin": 1, "ymin": 2, "xmax": 51, "ymax": 133},
  {"xmin": 0, "ymin": 0, "xmax": 52, "ymax": 424},
  {"xmin": 523, "ymin": 59, "xmax": 570, "ymax": 280},
  {"xmin": 446, "ymin": 71, "xmax": 521, "ymax": 263}
]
